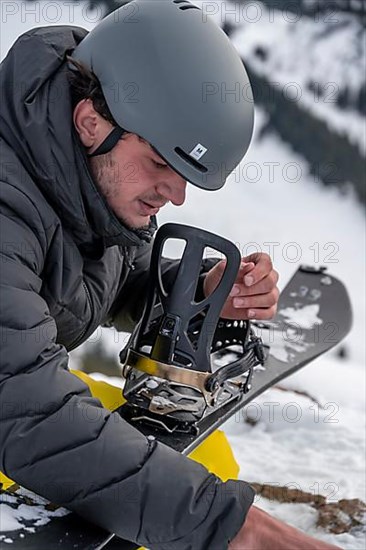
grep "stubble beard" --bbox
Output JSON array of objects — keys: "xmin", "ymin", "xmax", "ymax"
[{"xmin": 89, "ymin": 153, "xmax": 150, "ymax": 232}]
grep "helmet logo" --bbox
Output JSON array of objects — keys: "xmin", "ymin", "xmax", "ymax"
[{"xmin": 189, "ymin": 143, "xmax": 208, "ymax": 161}]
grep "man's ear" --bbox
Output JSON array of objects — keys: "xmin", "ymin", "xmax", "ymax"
[{"xmin": 73, "ymin": 99, "xmax": 111, "ymax": 149}]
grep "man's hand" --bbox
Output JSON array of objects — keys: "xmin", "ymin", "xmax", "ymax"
[
  {"xmin": 229, "ymin": 506, "xmax": 342, "ymax": 549},
  {"xmin": 203, "ymin": 253, "xmax": 279, "ymax": 320}
]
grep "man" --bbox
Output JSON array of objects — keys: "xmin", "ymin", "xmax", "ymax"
[{"xmin": 0, "ymin": 1, "xmax": 340, "ymax": 548}]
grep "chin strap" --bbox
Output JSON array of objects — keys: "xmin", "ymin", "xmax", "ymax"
[{"xmin": 88, "ymin": 126, "xmax": 125, "ymax": 157}]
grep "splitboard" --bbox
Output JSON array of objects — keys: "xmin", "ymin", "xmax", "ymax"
[{"xmin": 0, "ymin": 266, "xmax": 352, "ymax": 549}]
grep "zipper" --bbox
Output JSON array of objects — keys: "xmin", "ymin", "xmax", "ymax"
[
  {"xmin": 123, "ymin": 246, "xmax": 136, "ymax": 271},
  {"xmin": 68, "ymin": 280, "xmax": 94, "ymax": 351}
]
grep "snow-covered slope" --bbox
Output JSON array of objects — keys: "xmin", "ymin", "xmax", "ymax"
[
  {"xmin": 228, "ymin": 2, "xmax": 366, "ymax": 153},
  {"xmin": 194, "ymin": 0, "xmax": 366, "ymax": 151},
  {"xmin": 192, "ymin": 0, "xmax": 366, "ymax": 204}
]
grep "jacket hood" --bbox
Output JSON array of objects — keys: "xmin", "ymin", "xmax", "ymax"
[{"xmin": 0, "ymin": 25, "xmax": 156, "ymax": 249}]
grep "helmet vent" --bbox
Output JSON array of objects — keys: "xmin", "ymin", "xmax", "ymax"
[
  {"xmin": 173, "ymin": 0, "xmax": 201, "ymax": 11},
  {"xmin": 175, "ymin": 147, "xmax": 208, "ymax": 173}
]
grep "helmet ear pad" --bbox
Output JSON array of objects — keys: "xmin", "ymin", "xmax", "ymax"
[{"xmin": 72, "ymin": 0, "xmax": 254, "ymax": 190}]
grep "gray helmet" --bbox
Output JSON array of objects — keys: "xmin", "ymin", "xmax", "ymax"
[{"xmin": 72, "ymin": 0, "xmax": 254, "ymax": 190}]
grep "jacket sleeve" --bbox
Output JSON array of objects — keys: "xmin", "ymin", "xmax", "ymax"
[{"xmin": 0, "ymin": 205, "xmax": 254, "ymax": 548}]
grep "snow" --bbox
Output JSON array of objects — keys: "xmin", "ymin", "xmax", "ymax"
[
  {"xmin": 0, "ymin": 505, "xmax": 24, "ymax": 532},
  {"xmin": 278, "ymin": 303, "xmax": 323, "ymax": 329},
  {"xmin": 1, "ymin": 1, "xmax": 365, "ymax": 548},
  {"xmin": 0, "ymin": 502, "xmax": 67, "ymax": 532},
  {"xmin": 0, "ymin": 493, "xmax": 69, "ymax": 541},
  {"xmin": 196, "ymin": 0, "xmax": 366, "ymax": 153},
  {"xmin": 258, "ymin": 323, "xmax": 316, "ymax": 363},
  {"xmin": 224, "ymin": 374, "xmax": 365, "ymax": 501}
]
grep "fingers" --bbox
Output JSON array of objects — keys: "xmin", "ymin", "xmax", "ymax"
[
  {"xmin": 232, "ymin": 287, "xmax": 280, "ymax": 310},
  {"xmin": 223, "ymin": 253, "xmax": 279, "ymax": 320},
  {"xmin": 232, "ymin": 288, "xmax": 279, "ymax": 320},
  {"xmin": 242, "ymin": 253, "xmax": 273, "ymax": 287},
  {"xmin": 230, "ymin": 270, "xmax": 279, "ymax": 297},
  {"xmin": 205, "ymin": 253, "xmax": 279, "ymax": 322},
  {"xmin": 223, "ymin": 302, "xmax": 278, "ymax": 321},
  {"xmin": 205, "ymin": 259, "xmax": 257, "ymax": 297},
  {"xmin": 216, "ymin": 259, "xmax": 255, "ymax": 280},
  {"xmin": 220, "ymin": 286, "xmax": 279, "ymax": 320},
  {"xmin": 238, "ymin": 260, "xmax": 256, "ymax": 275}
]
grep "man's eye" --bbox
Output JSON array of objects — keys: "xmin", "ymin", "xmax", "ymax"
[{"xmin": 153, "ymin": 159, "xmax": 168, "ymax": 169}]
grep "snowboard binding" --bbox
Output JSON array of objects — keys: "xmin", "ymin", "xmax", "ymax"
[{"xmin": 120, "ymin": 224, "xmax": 268, "ymax": 434}]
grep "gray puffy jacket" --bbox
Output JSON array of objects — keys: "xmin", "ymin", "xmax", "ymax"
[{"xmin": 0, "ymin": 26, "xmax": 254, "ymax": 549}]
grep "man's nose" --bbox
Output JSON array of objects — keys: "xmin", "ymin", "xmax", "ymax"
[{"xmin": 157, "ymin": 173, "xmax": 187, "ymax": 206}]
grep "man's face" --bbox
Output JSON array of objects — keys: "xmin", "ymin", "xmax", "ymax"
[{"xmin": 89, "ymin": 133, "xmax": 187, "ymax": 230}]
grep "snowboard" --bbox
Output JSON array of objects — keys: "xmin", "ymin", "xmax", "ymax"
[{"xmin": 0, "ymin": 265, "xmax": 352, "ymax": 549}]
